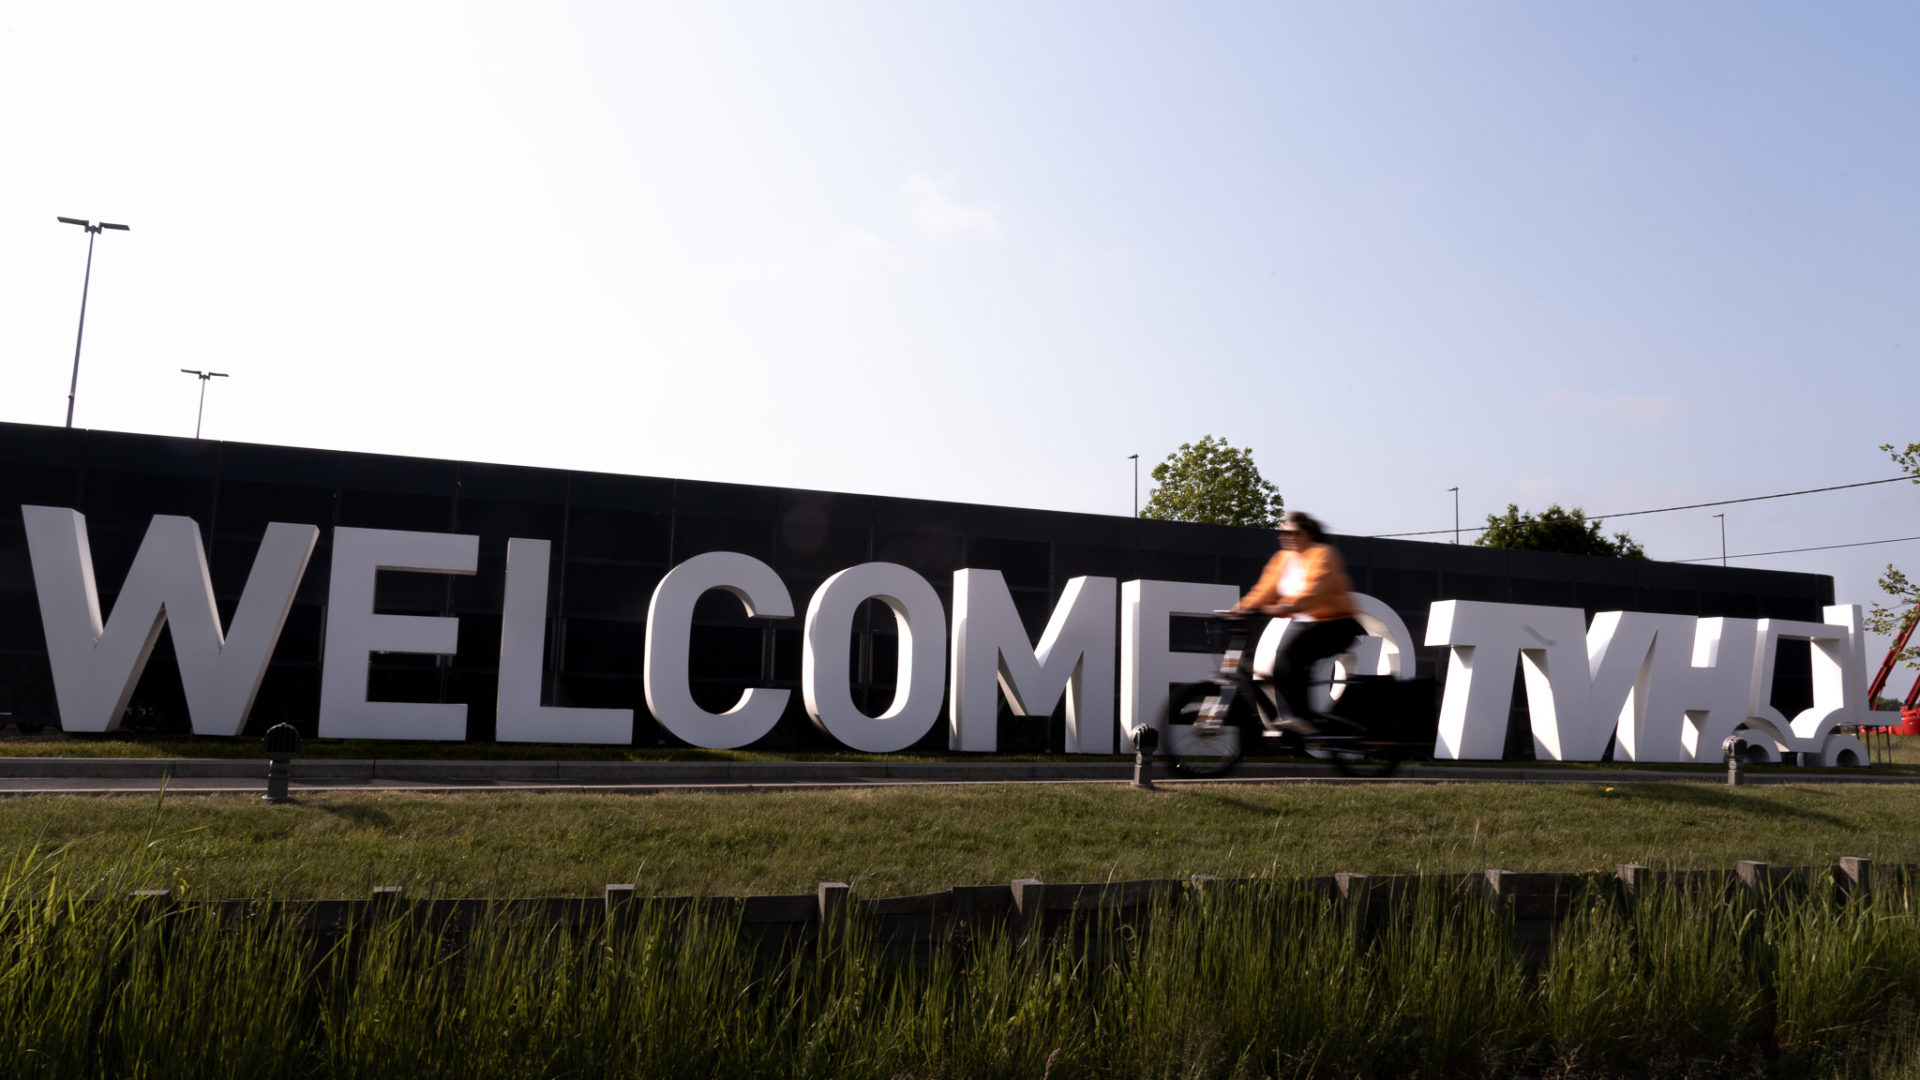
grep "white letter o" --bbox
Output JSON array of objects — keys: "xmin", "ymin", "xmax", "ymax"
[{"xmin": 802, "ymin": 562, "xmax": 947, "ymax": 753}]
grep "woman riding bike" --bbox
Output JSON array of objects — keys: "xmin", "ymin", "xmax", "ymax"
[{"xmin": 1234, "ymin": 511, "xmax": 1363, "ymax": 735}]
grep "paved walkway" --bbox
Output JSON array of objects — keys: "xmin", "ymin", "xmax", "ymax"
[{"xmin": 0, "ymin": 757, "xmax": 1913, "ymax": 796}]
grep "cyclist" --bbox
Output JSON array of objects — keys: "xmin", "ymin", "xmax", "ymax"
[{"xmin": 1233, "ymin": 511, "xmax": 1364, "ymax": 734}]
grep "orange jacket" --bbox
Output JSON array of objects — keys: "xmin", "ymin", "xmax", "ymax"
[{"xmin": 1238, "ymin": 542, "xmax": 1358, "ymax": 620}]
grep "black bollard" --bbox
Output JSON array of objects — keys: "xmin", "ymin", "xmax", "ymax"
[
  {"xmin": 1722, "ymin": 733, "xmax": 1747, "ymax": 787},
  {"xmin": 1130, "ymin": 724, "xmax": 1160, "ymax": 790},
  {"xmin": 263, "ymin": 723, "xmax": 301, "ymax": 804}
]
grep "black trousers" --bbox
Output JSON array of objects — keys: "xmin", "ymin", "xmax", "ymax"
[{"xmin": 1271, "ymin": 617, "xmax": 1363, "ymax": 722}]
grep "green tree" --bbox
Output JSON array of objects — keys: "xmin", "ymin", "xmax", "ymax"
[
  {"xmin": 1866, "ymin": 441, "xmax": 1920, "ymax": 672},
  {"xmin": 1139, "ymin": 435, "xmax": 1285, "ymax": 527},
  {"xmin": 1474, "ymin": 503, "xmax": 1647, "ymax": 559}
]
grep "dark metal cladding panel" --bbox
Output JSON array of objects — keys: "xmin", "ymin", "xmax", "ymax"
[
  {"xmin": 672, "ymin": 479, "xmax": 778, "ymax": 519},
  {"xmin": 777, "ymin": 490, "xmax": 875, "ymax": 530},
  {"xmin": 1500, "ymin": 548, "xmax": 1578, "ymax": 589},
  {"xmin": 0, "ymin": 422, "xmax": 1846, "ymax": 751},
  {"xmin": 1136, "ymin": 550, "xmax": 1216, "ymax": 584},
  {"xmin": 964, "ymin": 536, "xmax": 1049, "ymax": 589},
  {"xmin": 1219, "ymin": 525, "xmax": 1278, "ymax": 562},
  {"xmin": 560, "ymin": 618, "xmax": 645, "ymax": 673},
  {"xmin": 1694, "ymin": 590, "xmax": 1763, "ymax": 619},
  {"xmin": 1052, "ymin": 543, "xmax": 1139, "ymax": 582},
  {"xmin": 566, "ymin": 471, "xmax": 676, "ymax": 513},
  {"xmin": 675, "ymin": 514, "xmax": 774, "ymax": 560},
  {"xmin": 449, "ymin": 550, "xmax": 510, "ymax": 611},
  {"xmin": 454, "ymin": 461, "xmax": 570, "ymax": 503},
  {"xmin": 1, "ymin": 462, "xmax": 82, "ymax": 510},
  {"xmin": 212, "ymin": 480, "xmax": 337, "ymax": 536},
  {"xmin": 1365, "ymin": 566, "xmax": 1446, "ymax": 608},
  {"xmin": 217, "ymin": 441, "xmax": 345, "ymax": 489},
  {"xmin": 871, "ymin": 529, "xmax": 968, "ymax": 578},
  {"xmin": 0, "ymin": 527, "xmax": 31, "ymax": 591},
  {"xmin": 773, "ymin": 521, "xmax": 871, "ymax": 576},
  {"xmin": 80, "ymin": 470, "xmax": 216, "ymax": 527},
  {"xmin": 870, "ymin": 496, "xmax": 966, "ymax": 535},
  {"xmin": 337, "ymin": 488, "xmax": 456, "ymax": 533},
  {"xmin": 1572, "ymin": 583, "xmax": 1641, "ymax": 615},
  {"xmin": 1437, "ymin": 572, "xmax": 1511, "ymax": 604},
  {"xmin": 554, "ymin": 564, "xmax": 660, "ymax": 621},
  {"xmin": 1050, "ymin": 512, "xmax": 1130, "ymax": 548},
  {"xmin": 336, "ymin": 452, "xmax": 459, "ymax": 497},
  {"xmin": 565, "ymin": 506, "xmax": 671, "ymax": 564},
  {"xmin": 1571, "ymin": 553, "xmax": 1642, "ymax": 588},
  {"xmin": 456, "ymin": 498, "xmax": 565, "ymax": 544},
  {"xmin": 1135, "ymin": 516, "xmax": 1204, "ymax": 553},
  {"xmin": 965, "ymin": 505, "xmax": 1052, "ymax": 544},
  {"xmin": 1509, "ymin": 576, "xmax": 1576, "ymax": 608}
]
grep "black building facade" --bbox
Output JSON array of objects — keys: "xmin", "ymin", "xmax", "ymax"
[{"xmin": 0, "ymin": 423, "xmax": 1834, "ymax": 753}]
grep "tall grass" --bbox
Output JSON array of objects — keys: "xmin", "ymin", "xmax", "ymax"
[{"xmin": 7, "ymin": 857, "xmax": 1920, "ymax": 1076}]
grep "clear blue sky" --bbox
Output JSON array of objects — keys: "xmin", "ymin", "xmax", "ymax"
[{"xmin": 3, "ymin": 3, "xmax": 1916, "ymax": 668}]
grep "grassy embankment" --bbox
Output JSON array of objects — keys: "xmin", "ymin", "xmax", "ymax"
[
  {"xmin": 10, "ymin": 738, "xmax": 1920, "ymax": 1075},
  {"xmin": 2, "ymin": 780, "xmax": 1915, "ymax": 899},
  {"xmin": 4, "ymin": 851, "xmax": 1920, "ymax": 1078}
]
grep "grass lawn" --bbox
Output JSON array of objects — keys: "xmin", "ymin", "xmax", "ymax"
[{"xmin": 6, "ymin": 779, "xmax": 1915, "ymax": 900}]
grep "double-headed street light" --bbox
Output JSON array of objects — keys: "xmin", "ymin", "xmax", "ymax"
[
  {"xmin": 180, "ymin": 369, "xmax": 228, "ymax": 439},
  {"xmin": 57, "ymin": 217, "xmax": 131, "ymax": 428}
]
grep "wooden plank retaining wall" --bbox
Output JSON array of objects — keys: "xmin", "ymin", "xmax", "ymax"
[{"xmin": 87, "ymin": 858, "xmax": 1913, "ymax": 958}]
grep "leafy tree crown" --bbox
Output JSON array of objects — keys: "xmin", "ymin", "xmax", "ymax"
[
  {"xmin": 1474, "ymin": 503, "xmax": 1646, "ymax": 559},
  {"xmin": 1139, "ymin": 435, "xmax": 1285, "ymax": 528},
  {"xmin": 1867, "ymin": 441, "xmax": 1920, "ymax": 674}
]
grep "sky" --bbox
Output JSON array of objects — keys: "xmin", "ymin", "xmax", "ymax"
[{"xmin": 2, "ymin": 2, "xmax": 1917, "ymax": 676}]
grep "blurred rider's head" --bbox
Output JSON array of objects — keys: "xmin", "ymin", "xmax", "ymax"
[{"xmin": 1278, "ymin": 511, "xmax": 1326, "ymax": 547}]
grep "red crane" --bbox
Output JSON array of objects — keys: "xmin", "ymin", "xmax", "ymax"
[{"xmin": 1866, "ymin": 600, "xmax": 1920, "ymax": 734}]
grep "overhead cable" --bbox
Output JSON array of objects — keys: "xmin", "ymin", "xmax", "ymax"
[
  {"xmin": 1371, "ymin": 475, "xmax": 1913, "ymax": 539},
  {"xmin": 1671, "ymin": 534, "xmax": 1920, "ymax": 564}
]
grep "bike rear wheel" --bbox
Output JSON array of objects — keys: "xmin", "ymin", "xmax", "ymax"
[{"xmin": 1162, "ymin": 680, "xmax": 1254, "ymax": 778}]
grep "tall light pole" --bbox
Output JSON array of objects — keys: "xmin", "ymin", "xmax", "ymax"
[
  {"xmin": 1448, "ymin": 487, "xmax": 1460, "ymax": 544},
  {"xmin": 57, "ymin": 217, "xmax": 131, "ymax": 428},
  {"xmin": 179, "ymin": 369, "xmax": 228, "ymax": 439},
  {"xmin": 1713, "ymin": 513, "xmax": 1726, "ymax": 566},
  {"xmin": 1128, "ymin": 454, "xmax": 1140, "ymax": 518}
]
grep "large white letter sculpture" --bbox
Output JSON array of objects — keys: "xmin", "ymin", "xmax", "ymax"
[
  {"xmin": 1426, "ymin": 601, "xmax": 1606, "ymax": 762},
  {"xmin": 1252, "ymin": 592, "xmax": 1417, "ymax": 715},
  {"xmin": 497, "ymin": 538, "xmax": 634, "ymax": 744},
  {"xmin": 1743, "ymin": 607, "xmax": 1868, "ymax": 766},
  {"xmin": 803, "ymin": 562, "xmax": 947, "ymax": 753},
  {"xmin": 643, "ymin": 551, "xmax": 793, "ymax": 749},
  {"xmin": 1119, "ymin": 579, "xmax": 1240, "ymax": 755},
  {"xmin": 319, "ymin": 526, "xmax": 478, "ymax": 740},
  {"xmin": 22, "ymin": 506, "xmax": 316, "ymax": 735},
  {"xmin": 1428, "ymin": 600, "xmax": 1868, "ymax": 765},
  {"xmin": 949, "ymin": 571, "xmax": 1116, "ymax": 753},
  {"xmin": 1588, "ymin": 613, "xmax": 1759, "ymax": 763}
]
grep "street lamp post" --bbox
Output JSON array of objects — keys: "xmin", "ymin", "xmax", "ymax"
[
  {"xmin": 1448, "ymin": 487, "xmax": 1460, "ymax": 544},
  {"xmin": 179, "ymin": 370, "xmax": 228, "ymax": 439},
  {"xmin": 1713, "ymin": 513, "xmax": 1726, "ymax": 566},
  {"xmin": 57, "ymin": 217, "xmax": 131, "ymax": 428},
  {"xmin": 1128, "ymin": 453, "xmax": 1139, "ymax": 518}
]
